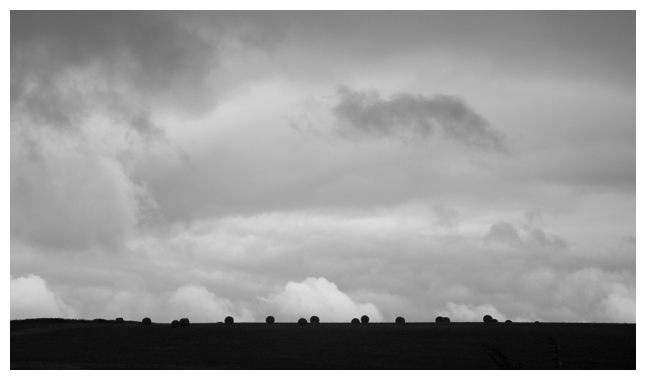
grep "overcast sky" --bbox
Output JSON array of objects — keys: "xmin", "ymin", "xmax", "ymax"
[{"xmin": 10, "ymin": 10, "xmax": 635, "ymax": 323}]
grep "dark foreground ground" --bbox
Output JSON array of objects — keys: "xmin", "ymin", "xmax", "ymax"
[{"xmin": 11, "ymin": 319, "xmax": 635, "ymax": 369}]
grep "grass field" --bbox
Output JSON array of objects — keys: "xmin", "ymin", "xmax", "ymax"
[{"xmin": 10, "ymin": 319, "xmax": 635, "ymax": 369}]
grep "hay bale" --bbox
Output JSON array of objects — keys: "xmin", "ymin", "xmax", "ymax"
[
  {"xmin": 535, "ymin": 321, "xmax": 541, "ymax": 323},
  {"xmin": 435, "ymin": 316, "xmax": 444, "ymax": 322},
  {"xmin": 395, "ymin": 316, "xmax": 405, "ymax": 323},
  {"xmin": 310, "ymin": 316, "xmax": 320, "ymax": 324},
  {"xmin": 492, "ymin": 319, "xmax": 499, "ymax": 323},
  {"xmin": 361, "ymin": 315, "xmax": 370, "ymax": 324},
  {"xmin": 142, "ymin": 317, "xmax": 151, "ymax": 325},
  {"xmin": 442, "ymin": 317, "xmax": 451, "ymax": 323},
  {"xmin": 266, "ymin": 316, "xmax": 275, "ymax": 324},
  {"xmin": 483, "ymin": 315, "xmax": 493, "ymax": 323},
  {"xmin": 171, "ymin": 320, "xmax": 180, "ymax": 328},
  {"xmin": 224, "ymin": 316, "xmax": 234, "ymax": 324},
  {"xmin": 116, "ymin": 317, "xmax": 124, "ymax": 323},
  {"xmin": 180, "ymin": 318, "xmax": 190, "ymax": 326},
  {"xmin": 298, "ymin": 318, "xmax": 308, "ymax": 326},
  {"xmin": 505, "ymin": 319, "xmax": 512, "ymax": 323},
  {"xmin": 351, "ymin": 318, "xmax": 360, "ymax": 324}
]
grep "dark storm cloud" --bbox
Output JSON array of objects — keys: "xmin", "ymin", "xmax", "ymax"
[
  {"xmin": 11, "ymin": 11, "xmax": 219, "ymax": 131},
  {"xmin": 332, "ymin": 86, "xmax": 508, "ymax": 151}
]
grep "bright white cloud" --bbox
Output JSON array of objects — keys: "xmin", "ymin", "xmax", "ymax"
[
  {"xmin": 167, "ymin": 284, "xmax": 255, "ymax": 322},
  {"xmin": 435, "ymin": 302, "xmax": 508, "ymax": 322},
  {"xmin": 11, "ymin": 274, "xmax": 77, "ymax": 319},
  {"xmin": 261, "ymin": 277, "xmax": 382, "ymax": 322}
]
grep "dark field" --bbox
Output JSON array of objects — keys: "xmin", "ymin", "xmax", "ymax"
[{"xmin": 11, "ymin": 319, "xmax": 635, "ymax": 369}]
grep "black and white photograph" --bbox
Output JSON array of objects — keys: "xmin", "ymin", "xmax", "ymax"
[{"xmin": 9, "ymin": 6, "xmax": 637, "ymax": 370}]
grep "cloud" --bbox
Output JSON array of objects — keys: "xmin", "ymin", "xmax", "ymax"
[
  {"xmin": 331, "ymin": 86, "xmax": 508, "ymax": 151},
  {"xmin": 529, "ymin": 228, "xmax": 568, "ymax": 251},
  {"xmin": 11, "ymin": 143, "xmax": 142, "ymax": 251},
  {"xmin": 167, "ymin": 284, "xmax": 255, "ymax": 322},
  {"xmin": 11, "ymin": 11, "xmax": 219, "ymax": 127},
  {"xmin": 11, "ymin": 274, "xmax": 77, "ymax": 319},
  {"xmin": 435, "ymin": 302, "xmax": 508, "ymax": 322},
  {"xmin": 484, "ymin": 221, "xmax": 569, "ymax": 251},
  {"xmin": 553, "ymin": 268, "xmax": 635, "ymax": 322},
  {"xmin": 261, "ymin": 277, "xmax": 382, "ymax": 322},
  {"xmin": 432, "ymin": 204, "xmax": 460, "ymax": 231},
  {"xmin": 483, "ymin": 222, "xmax": 521, "ymax": 246}
]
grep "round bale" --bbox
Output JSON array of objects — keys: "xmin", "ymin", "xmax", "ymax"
[
  {"xmin": 361, "ymin": 315, "xmax": 370, "ymax": 324},
  {"xmin": 435, "ymin": 316, "xmax": 444, "ymax": 322},
  {"xmin": 171, "ymin": 320, "xmax": 180, "ymax": 328},
  {"xmin": 505, "ymin": 320, "xmax": 512, "ymax": 323},
  {"xmin": 225, "ymin": 316, "xmax": 234, "ymax": 324},
  {"xmin": 483, "ymin": 315, "xmax": 493, "ymax": 323},
  {"xmin": 116, "ymin": 317, "xmax": 124, "ymax": 323},
  {"xmin": 298, "ymin": 318, "xmax": 308, "ymax": 326},
  {"xmin": 266, "ymin": 316, "xmax": 275, "ymax": 324},
  {"xmin": 180, "ymin": 318, "xmax": 190, "ymax": 326},
  {"xmin": 310, "ymin": 316, "xmax": 320, "ymax": 324},
  {"xmin": 442, "ymin": 317, "xmax": 451, "ymax": 323},
  {"xmin": 492, "ymin": 319, "xmax": 499, "ymax": 323},
  {"xmin": 142, "ymin": 317, "xmax": 152, "ymax": 325},
  {"xmin": 351, "ymin": 318, "xmax": 360, "ymax": 324},
  {"xmin": 395, "ymin": 316, "xmax": 405, "ymax": 323}
]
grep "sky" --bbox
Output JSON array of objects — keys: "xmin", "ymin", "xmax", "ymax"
[{"xmin": 10, "ymin": 10, "xmax": 636, "ymax": 323}]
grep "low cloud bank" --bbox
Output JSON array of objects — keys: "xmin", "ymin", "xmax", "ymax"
[
  {"xmin": 261, "ymin": 277, "xmax": 383, "ymax": 322},
  {"xmin": 11, "ymin": 274, "xmax": 77, "ymax": 320}
]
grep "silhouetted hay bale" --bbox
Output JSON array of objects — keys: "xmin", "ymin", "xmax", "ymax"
[
  {"xmin": 492, "ymin": 319, "xmax": 499, "ymax": 323},
  {"xmin": 142, "ymin": 317, "xmax": 151, "ymax": 325},
  {"xmin": 395, "ymin": 316, "xmax": 405, "ymax": 323},
  {"xmin": 361, "ymin": 315, "xmax": 370, "ymax": 324},
  {"xmin": 435, "ymin": 316, "xmax": 444, "ymax": 322},
  {"xmin": 535, "ymin": 321, "xmax": 541, "ymax": 323},
  {"xmin": 310, "ymin": 316, "xmax": 320, "ymax": 324},
  {"xmin": 116, "ymin": 317, "xmax": 124, "ymax": 323},
  {"xmin": 171, "ymin": 320, "xmax": 180, "ymax": 328},
  {"xmin": 225, "ymin": 316, "xmax": 234, "ymax": 324},
  {"xmin": 266, "ymin": 316, "xmax": 275, "ymax": 324},
  {"xmin": 180, "ymin": 318, "xmax": 190, "ymax": 326},
  {"xmin": 505, "ymin": 320, "xmax": 512, "ymax": 323},
  {"xmin": 351, "ymin": 318, "xmax": 360, "ymax": 324},
  {"xmin": 298, "ymin": 318, "xmax": 308, "ymax": 326},
  {"xmin": 483, "ymin": 315, "xmax": 493, "ymax": 323},
  {"xmin": 442, "ymin": 317, "xmax": 450, "ymax": 323}
]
